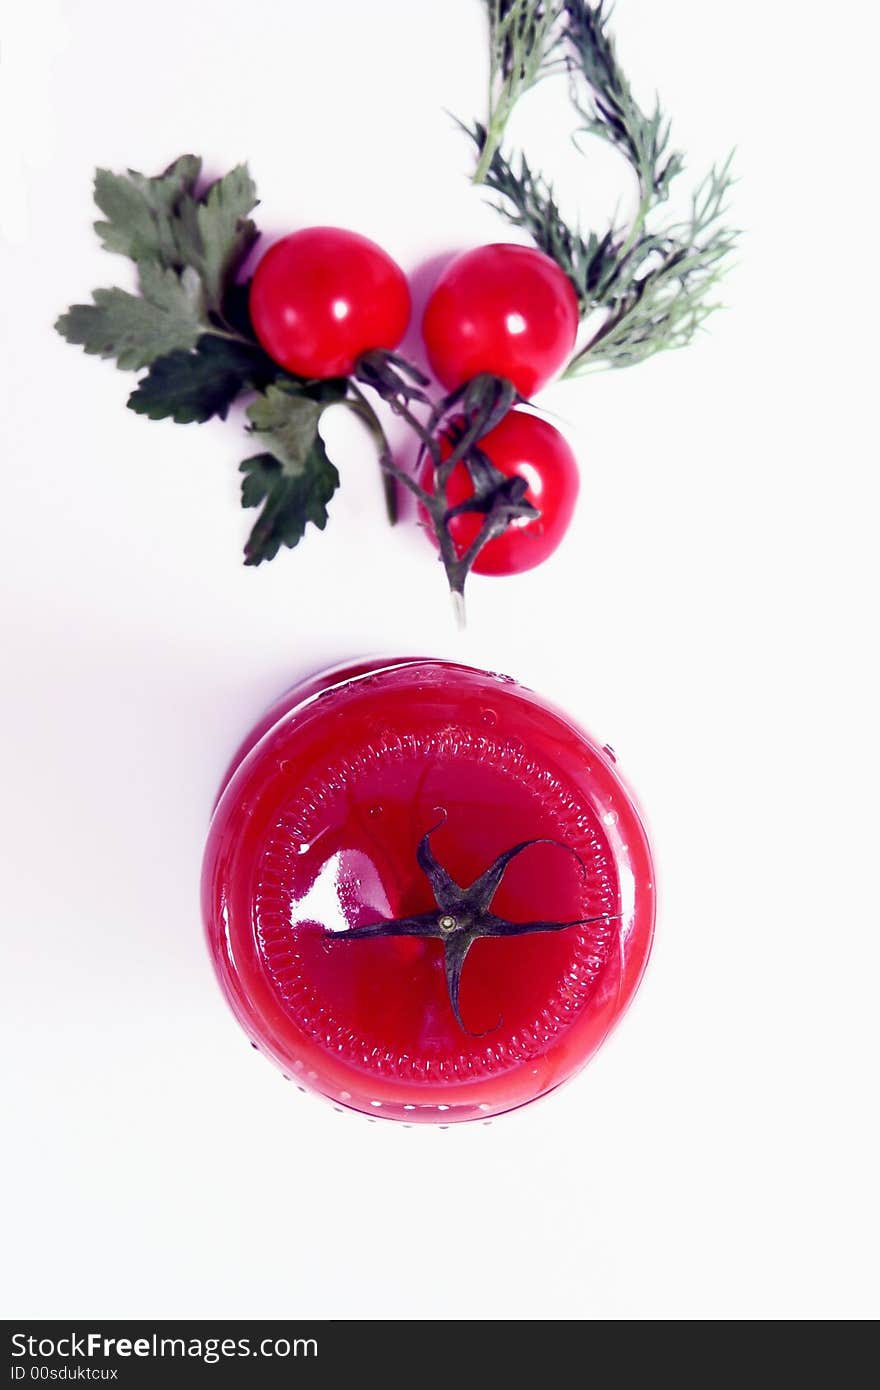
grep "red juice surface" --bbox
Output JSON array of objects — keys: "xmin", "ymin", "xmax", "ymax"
[{"xmin": 202, "ymin": 660, "xmax": 655, "ymax": 1122}]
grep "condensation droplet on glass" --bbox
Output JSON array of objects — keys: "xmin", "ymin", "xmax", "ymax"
[
  {"xmin": 480, "ymin": 707, "xmax": 498, "ymax": 727},
  {"xmin": 368, "ymin": 803, "xmax": 384, "ymax": 818},
  {"xmin": 603, "ymin": 811, "xmax": 618, "ymax": 827},
  {"xmin": 603, "ymin": 744, "xmax": 617, "ymax": 762}
]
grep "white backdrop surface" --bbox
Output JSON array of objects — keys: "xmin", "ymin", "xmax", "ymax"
[{"xmin": 1, "ymin": 0, "xmax": 877, "ymax": 1319}]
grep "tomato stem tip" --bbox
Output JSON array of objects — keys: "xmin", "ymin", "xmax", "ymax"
[{"xmin": 323, "ymin": 823, "xmax": 617, "ymax": 1035}]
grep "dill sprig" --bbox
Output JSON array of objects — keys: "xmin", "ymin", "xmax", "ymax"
[
  {"xmin": 466, "ymin": 0, "xmax": 739, "ymax": 376},
  {"xmin": 568, "ymin": 154, "xmax": 738, "ymax": 373},
  {"xmin": 473, "ymin": 0, "xmax": 566, "ymax": 185},
  {"xmin": 563, "ymin": 0, "xmax": 683, "ymax": 206},
  {"xmin": 463, "ymin": 122, "xmax": 619, "ymax": 310}
]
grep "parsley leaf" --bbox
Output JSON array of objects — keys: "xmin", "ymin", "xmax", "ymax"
[
  {"xmin": 93, "ymin": 157, "xmax": 257, "ymax": 316},
  {"xmin": 240, "ymin": 448, "xmax": 340, "ymax": 564},
  {"xmin": 55, "ymin": 263, "xmax": 205, "ymax": 370},
  {"xmin": 246, "ymin": 384, "xmax": 325, "ymax": 473},
  {"xmin": 127, "ymin": 334, "xmax": 277, "ymax": 423},
  {"xmin": 178, "ymin": 165, "xmax": 259, "ymax": 314},
  {"xmin": 246, "ymin": 379, "xmax": 347, "ymax": 461},
  {"xmin": 93, "ymin": 155, "xmax": 202, "ymax": 267},
  {"xmin": 239, "ymin": 380, "xmax": 346, "ymax": 561}
]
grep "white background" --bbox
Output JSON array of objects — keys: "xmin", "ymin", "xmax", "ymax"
[{"xmin": 2, "ymin": 0, "xmax": 878, "ymax": 1320}]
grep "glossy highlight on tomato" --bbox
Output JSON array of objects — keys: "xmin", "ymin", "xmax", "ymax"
[
  {"xmin": 421, "ymin": 410, "xmax": 580, "ymax": 575},
  {"xmin": 422, "ymin": 244, "xmax": 580, "ymax": 397},
  {"xmin": 202, "ymin": 660, "xmax": 655, "ymax": 1123},
  {"xmin": 249, "ymin": 227, "xmax": 411, "ymax": 378}
]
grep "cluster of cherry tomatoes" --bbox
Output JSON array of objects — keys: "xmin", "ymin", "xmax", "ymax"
[{"xmin": 249, "ymin": 228, "xmax": 582, "ymax": 576}]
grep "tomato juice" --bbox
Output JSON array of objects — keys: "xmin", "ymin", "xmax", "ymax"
[{"xmin": 202, "ymin": 659, "xmax": 654, "ymax": 1122}]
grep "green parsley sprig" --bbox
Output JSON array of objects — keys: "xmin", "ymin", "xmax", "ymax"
[{"xmin": 56, "ymin": 157, "xmax": 353, "ymax": 566}]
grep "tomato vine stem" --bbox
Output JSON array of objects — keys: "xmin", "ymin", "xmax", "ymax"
[
  {"xmin": 351, "ymin": 354, "xmax": 537, "ymax": 622},
  {"xmin": 325, "ymin": 819, "xmax": 616, "ymax": 1035}
]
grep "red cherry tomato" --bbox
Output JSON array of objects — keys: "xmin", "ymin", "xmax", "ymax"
[
  {"xmin": 249, "ymin": 227, "xmax": 411, "ymax": 378},
  {"xmin": 422, "ymin": 244, "xmax": 580, "ymax": 396},
  {"xmin": 202, "ymin": 660, "xmax": 655, "ymax": 1124},
  {"xmin": 420, "ymin": 410, "xmax": 579, "ymax": 575}
]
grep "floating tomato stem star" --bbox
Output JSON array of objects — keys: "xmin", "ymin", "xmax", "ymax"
[{"xmin": 324, "ymin": 818, "xmax": 618, "ymax": 1034}]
